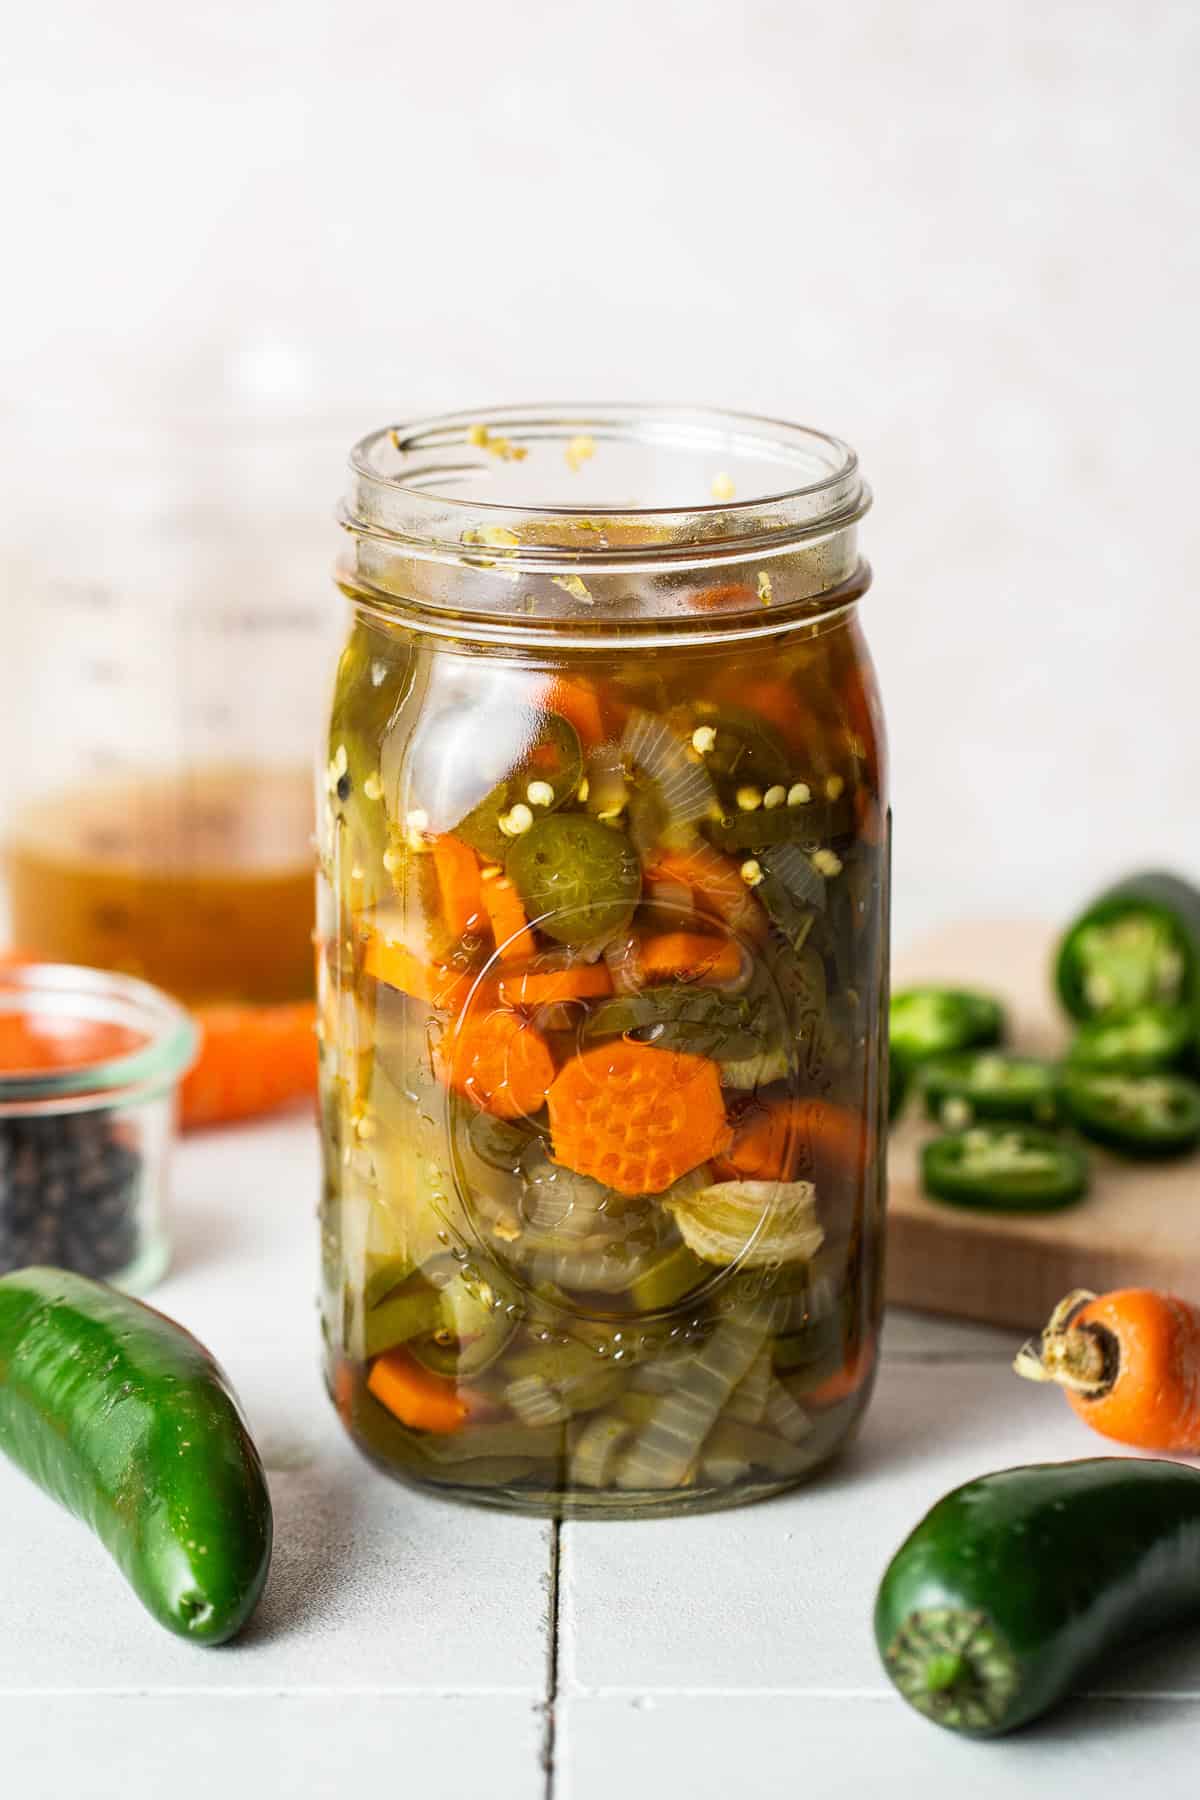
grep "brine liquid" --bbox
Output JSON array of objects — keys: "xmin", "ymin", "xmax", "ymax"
[{"xmin": 6, "ymin": 766, "xmax": 315, "ymax": 1006}]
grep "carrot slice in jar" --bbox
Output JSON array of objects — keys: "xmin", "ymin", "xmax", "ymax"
[
  {"xmin": 546, "ymin": 676, "xmax": 608, "ymax": 749},
  {"xmin": 645, "ymin": 845, "xmax": 767, "ymax": 946},
  {"xmin": 367, "ymin": 1349, "xmax": 468, "ymax": 1434},
  {"xmin": 442, "ymin": 1007, "xmax": 555, "ymax": 1120},
  {"xmin": 638, "ymin": 931, "xmax": 743, "ymax": 985},
  {"xmin": 362, "ymin": 938, "xmax": 476, "ymax": 1014},
  {"xmin": 479, "ymin": 873, "xmax": 537, "ymax": 963},
  {"xmin": 496, "ymin": 963, "xmax": 614, "ymax": 1008},
  {"xmin": 431, "ymin": 835, "xmax": 484, "ymax": 938},
  {"xmin": 547, "ymin": 1040, "xmax": 731, "ymax": 1197},
  {"xmin": 717, "ymin": 1098, "xmax": 865, "ymax": 1187}
]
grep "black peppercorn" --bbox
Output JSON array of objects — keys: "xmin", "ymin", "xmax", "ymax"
[{"xmin": 0, "ymin": 1111, "xmax": 142, "ymax": 1279}]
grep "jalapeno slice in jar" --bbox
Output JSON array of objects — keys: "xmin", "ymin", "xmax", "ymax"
[
  {"xmin": 891, "ymin": 987, "xmax": 1006, "ymax": 1065},
  {"xmin": 919, "ymin": 1052, "xmax": 1060, "ymax": 1128},
  {"xmin": 1058, "ymin": 1069, "xmax": 1200, "ymax": 1158},
  {"xmin": 507, "ymin": 813, "xmax": 641, "ymax": 946},
  {"xmin": 455, "ymin": 712, "xmax": 583, "ymax": 862},
  {"xmin": 1066, "ymin": 1005, "xmax": 1192, "ymax": 1076},
  {"xmin": 921, "ymin": 1126, "xmax": 1089, "ymax": 1212}
]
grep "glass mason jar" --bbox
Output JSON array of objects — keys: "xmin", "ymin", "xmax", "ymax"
[{"xmin": 319, "ymin": 406, "xmax": 889, "ymax": 1517}]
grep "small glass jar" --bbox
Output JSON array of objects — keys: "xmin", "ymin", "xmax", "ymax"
[
  {"xmin": 319, "ymin": 406, "xmax": 889, "ymax": 1517},
  {"xmin": 0, "ymin": 962, "xmax": 197, "ymax": 1291}
]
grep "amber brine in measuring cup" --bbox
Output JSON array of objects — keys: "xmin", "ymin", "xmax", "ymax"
[
  {"xmin": 319, "ymin": 406, "xmax": 889, "ymax": 1517},
  {"xmin": 3, "ymin": 431, "xmax": 337, "ymax": 1006}
]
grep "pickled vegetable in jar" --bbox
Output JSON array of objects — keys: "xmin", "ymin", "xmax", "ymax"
[{"xmin": 319, "ymin": 406, "xmax": 889, "ymax": 1518}]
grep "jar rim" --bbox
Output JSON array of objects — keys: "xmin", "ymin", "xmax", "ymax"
[
  {"xmin": 0, "ymin": 964, "xmax": 198, "ymax": 1113},
  {"xmin": 340, "ymin": 404, "xmax": 870, "ymax": 633}
]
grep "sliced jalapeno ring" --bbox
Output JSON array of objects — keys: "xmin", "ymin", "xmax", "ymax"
[
  {"xmin": 1058, "ymin": 1069, "xmax": 1200, "ymax": 1159},
  {"xmin": 890, "ymin": 987, "xmax": 1005, "ymax": 1065},
  {"xmin": 919, "ymin": 1052, "xmax": 1060, "ymax": 1128},
  {"xmin": 1055, "ymin": 871, "xmax": 1200, "ymax": 1021},
  {"xmin": 507, "ymin": 813, "xmax": 641, "ymax": 946},
  {"xmin": 455, "ymin": 711, "xmax": 583, "ymax": 861},
  {"xmin": 1066, "ymin": 1005, "xmax": 1192, "ymax": 1076},
  {"xmin": 921, "ymin": 1126, "xmax": 1089, "ymax": 1212}
]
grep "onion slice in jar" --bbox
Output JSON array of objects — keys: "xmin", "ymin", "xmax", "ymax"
[
  {"xmin": 620, "ymin": 710, "xmax": 716, "ymax": 838},
  {"xmin": 664, "ymin": 1179, "xmax": 823, "ymax": 1268}
]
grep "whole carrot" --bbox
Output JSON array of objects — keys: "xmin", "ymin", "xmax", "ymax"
[
  {"xmin": 180, "ymin": 1002, "xmax": 318, "ymax": 1130},
  {"xmin": 1015, "ymin": 1288, "xmax": 1200, "ymax": 1452}
]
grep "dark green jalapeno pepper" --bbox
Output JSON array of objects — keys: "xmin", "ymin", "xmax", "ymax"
[
  {"xmin": 876, "ymin": 1458, "xmax": 1200, "ymax": 1736},
  {"xmin": 1055, "ymin": 870, "xmax": 1200, "ymax": 1021},
  {"xmin": 0, "ymin": 1267, "xmax": 272, "ymax": 1645}
]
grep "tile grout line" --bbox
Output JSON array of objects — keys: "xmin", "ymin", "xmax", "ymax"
[{"xmin": 540, "ymin": 1520, "xmax": 563, "ymax": 1800}]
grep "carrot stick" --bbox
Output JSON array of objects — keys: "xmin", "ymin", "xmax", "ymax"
[
  {"xmin": 638, "ymin": 931, "xmax": 743, "ymax": 985},
  {"xmin": 716, "ymin": 1098, "xmax": 865, "ymax": 1187},
  {"xmin": 646, "ymin": 844, "xmax": 768, "ymax": 946},
  {"xmin": 547, "ymin": 1039, "xmax": 731, "ymax": 1196},
  {"xmin": 180, "ymin": 1001, "xmax": 318, "ymax": 1130},
  {"xmin": 441, "ymin": 1006, "xmax": 555, "ymax": 1120},
  {"xmin": 497, "ymin": 963, "xmax": 613, "ymax": 1008},
  {"xmin": 367, "ymin": 1348, "xmax": 468, "ymax": 1434},
  {"xmin": 431, "ymin": 834, "xmax": 484, "ymax": 939},
  {"xmin": 547, "ymin": 676, "xmax": 607, "ymax": 748},
  {"xmin": 480, "ymin": 874, "xmax": 537, "ymax": 963},
  {"xmin": 1015, "ymin": 1288, "xmax": 1200, "ymax": 1452}
]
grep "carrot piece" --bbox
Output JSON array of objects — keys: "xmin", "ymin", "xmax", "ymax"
[
  {"xmin": 740, "ymin": 679, "xmax": 816, "ymax": 758},
  {"xmin": 547, "ymin": 676, "xmax": 607, "ymax": 748},
  {"xmin": 179, "ymin": 1001, "xmax": 317, "ymax": 1131},
  {"xmin": 333, "ymin": 1356, "xmax": 356, "ymax": 1424},
  {"xmin": 480, "ymin": 874, "xmax": 537, "ymax": 963},
  {"xmin": 808, "ymin": 1340, "xmax": 876, "ymax": 1408},
  {"xmin": 1016, "ymin": 1288, "xmax": 1200, "ymax": 1452},
  {"xmin": 646, "ymin": 845, "xmax": 767, "ymax": 946},
  {"xmin": 638, "ymin": 931, "xmax": 743, "ymax": 985},
  {"xmin": 717, "ymin": 1098, "xmax": 865, "ymax": 1187},
  {"xmin": 442, "ymin": 1006, "xmax": 555, "ymax": 1120},
  {"xmin": 367, "ymin": 1348, "xmax": 468, "ymax": 1434},
  {"xmin": 362, "ymin": 937, "xmax": 475, "ymax": 1013},
  {"xmin": 547, "ymin": 1039, "xmax": 731, "ymax": 1197},
  {"xmin": 431, "ymin": 834, "xmax": 484, "ymax": 939},
  {"xmin": 497, "ymin": 962, "xmax": 614, "ymax": 1008}
]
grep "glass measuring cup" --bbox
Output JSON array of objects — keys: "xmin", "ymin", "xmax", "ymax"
[{"xmin": 1, "ymin": 422, "xmax": 342, "ymax": 1007}]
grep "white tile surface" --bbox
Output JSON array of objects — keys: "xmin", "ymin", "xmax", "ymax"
[
  {"xmin": 559, "ymin": 1360, "xmax": 1200, "ymax": 1698},
  {"xmin": 557, "ymin": 1696, "xmax": 1200, "ymax": 1800},
  {"xmin": 0, "ymin": 1695, "xmax": 544, "ymax": 1800}
]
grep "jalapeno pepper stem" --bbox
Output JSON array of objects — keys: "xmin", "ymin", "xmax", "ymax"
[
  {"xmin": 883, "ymin": 1606, "xmax": 1019, "ymax": 1731},
  {"xmin": 1013, "ymin": 1289, "xmax": 1117, "ymax": 1398}
]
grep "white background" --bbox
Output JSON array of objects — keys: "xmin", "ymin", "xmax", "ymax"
[{"xmin": 3, "ymin": 0, "xmax": 1198, "ymax": 945}]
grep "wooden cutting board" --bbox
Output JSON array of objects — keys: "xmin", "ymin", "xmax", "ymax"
[{"xmin": 886, "ymin": 918, "xmax": 1200, "ymax": 1330}]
